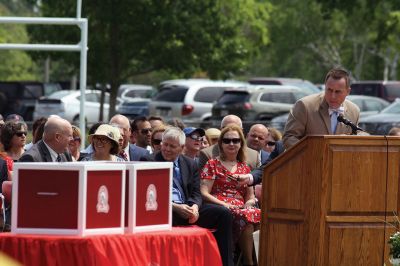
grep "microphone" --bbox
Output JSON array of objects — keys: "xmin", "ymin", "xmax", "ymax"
[{"xmin": 337, "ymin": 114, "xmax": 365, "ymax": 133}]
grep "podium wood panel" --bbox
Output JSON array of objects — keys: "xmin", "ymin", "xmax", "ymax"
[{"xmin": 259, "ymin": 136, "xmax": 400, "ymax": 266}]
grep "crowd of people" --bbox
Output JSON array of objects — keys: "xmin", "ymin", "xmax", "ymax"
[
  {"xmin": 0, "ymin": 111, "xmax": 283, "ymax": 266},
  {"xmin": 1, "ymin": 67, "xmax": 400, "ymax": 266}
]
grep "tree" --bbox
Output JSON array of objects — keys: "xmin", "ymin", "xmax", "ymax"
[{"xmin": 29, "ymin": 0, "xmax": 271, "ymax": 119}]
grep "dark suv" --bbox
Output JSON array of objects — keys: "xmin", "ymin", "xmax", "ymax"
[
  {"xmin": 0, "ymin": 81, "xmax": 46, "ymax": 121},
  {"xmin": 350, "ymin": 81, "xmax": 400, "ymax": 102}
]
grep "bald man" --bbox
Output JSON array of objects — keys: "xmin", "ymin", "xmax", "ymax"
[
  {"xmin": 109, "ymin": 114, "xmax": 150, "ymax": 161},
  {"xmin": 246, "ymin": 124, "xmax": 270, "ymax": 165},
  {"xmin": 19, "ymin": 116, "xmax": 73, "ymax": 162},
  {"xmin": 198, "ymin": 115, "xmax": 260, "ymax": 170}
]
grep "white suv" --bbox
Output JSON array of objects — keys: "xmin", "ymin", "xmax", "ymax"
[{"xmin": 149, "ymin": 79, "xmax": 248, "ymax": 123}]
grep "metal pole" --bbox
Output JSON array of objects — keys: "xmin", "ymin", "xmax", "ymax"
[
  {"xmin": 79, "ymin": 19, "xmax": 88, "ymax": 149},
  {"xmin": 77, "ymin": 0, "xmax": 82, "ymax": 19},
  {"xmin": 0, "ymin": 17, "xmax": 85, "ymax": 25}
]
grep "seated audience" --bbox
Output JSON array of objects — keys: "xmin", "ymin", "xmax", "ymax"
[
  {"xmin": 150, "ymin": 125, "xmax": 167, "ymax": 154},
  {"xmin": 205, "ymin": 128, "xmax": 221, "ymax": 146},
  {"xmin": 154, "ymin": 127, "xmax": 234, "ymax": 266},
  {"xmin": 1, "ymin": 121, "xmax": 28, "ymax": 162},
  {"xmin": 131, "ymin": 116, "xmax": 153, "ymax": 153},
  {"xmin": 182, "ymin": 127, "xmax": 205, "ymax": 161},
  {"xmin": 81, "ymin": 124, "xmax": 124, "ymax": 162},
  {"xmin": 69, "ymin": 125, "xmax": 82, "ymax": 161},
  {"xmin": 388, "ymin": 127, "xmax": 400, "ymax": 136},
  {"xmin": 148, "ymin": 116, "xmax": 165, "ymax": 129},
  {"xmin": 19, "ymin": 116, "xmax": 73, "ymax": 162},
  {"xmin": 200, "ymin": 136, "xmax": 210, "ymax": 150},
  {"xmin": 200, "ymin": 124, "xmax": 260, "ymax": 266},
  {"xmin": 264, "ymin": 127, "xmax": 283, "ymax": 156},
  {"xmin": 25, "ymin": 117, "xmax": 47, "ymax": 150},
  {"xmin": 80, "ymin": 122, "xmax": 105, "ymax": 158}
]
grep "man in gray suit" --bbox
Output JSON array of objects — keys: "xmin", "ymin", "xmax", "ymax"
[
  {"xmin": 198, "ymin": 115, "xmax": 260, "ymax": 171},
  {"xmin": 283, "ymin": 67, "xmax": 360, "ymax": 149},
  {"xmin": 19, "ymin": 116, "xmax": 73, "ymax": 162}
]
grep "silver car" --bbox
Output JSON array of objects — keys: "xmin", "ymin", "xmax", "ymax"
[{"xmin": 148, "ymin": 79, "xmax": 248, "ymax": 124}]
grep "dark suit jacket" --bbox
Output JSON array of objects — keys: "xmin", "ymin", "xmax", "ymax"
[
  {"xmin": 19, "ymin": 140, "xmax": 71, "ymax": 162},
  {"xmin": 0, "ymin": 158, "xmax": 8, "ymax": 193},
  {"xmin": 154, "ymin": 152, "xmax": 202, "ymax": 208},
  {"xmin": 198, "ymin": 144, "xmax": 260, "ymax": 171},
  {"xmin": 129, "ymin": 144, "xmax": 150, "ymax": 161},
  {"xmin": 260, "ymin": 150, "xmax": 270, "ymax": 165},
  {"xmin": 251, "ymin": 140, "xmax": 285, "ymax": 185}
]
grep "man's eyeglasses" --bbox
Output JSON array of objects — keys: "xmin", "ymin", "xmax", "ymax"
[
  {"xmin": 188, "ymin": 134, "xmax": 202, "ymax": 141},
  {"xmin": 15, "ymin": 131, "xmax": 27, "ymax": 137},
  {"xmin": 267, "ymin": 141, "xmax": 276, "ymax": 146},
  {"xmin": 152, "ymin": 138, "xmax": 162, "ymax": 145},
  {"xmin": 222, "ymin": 138, "xmax": 241, "ymax": 144},
  {"xmin": 140, "ymin": 128, "xmax": 152, "ymax": 135}
]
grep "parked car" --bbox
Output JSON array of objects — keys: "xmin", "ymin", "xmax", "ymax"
[
  {"xmin": 116, "ymin": 99, "xmax": 150, "ymax": 119},
  {"xmin": 0, "ymin": 81, "xmax": 57, "ymax": 121},
  {"xmin": 248, "ymin": 77, "xmax": 320, "ymax": 95},
  {"xmin": 210, "ymin": 85, "xmax": 310, "ymax": 131},
  {"xmin": 358, "ymin": 98, "xmax": 400, "ymax": 135},
  {"xmin": 350, "ymin": 81, "xmax": 400, "ymax": 102},
  {"xmin": 148, "ymin": 79, "xmax": 248, "ymax": 123},
  {"xmin": 117, "ymin": 84, "xmax": 154, "ymax": 101},
  {"xmin": 270, "ymin": 95, "xmax": 391, "ymax": 133},
  {"xmin": 33, "ymin": 90, "xmax": 121, "ymax": 124}
]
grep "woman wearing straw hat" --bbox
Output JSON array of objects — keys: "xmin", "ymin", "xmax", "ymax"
[{"xmin": 81, "ymin": 124, "xmax": 125, "ymax": 162}]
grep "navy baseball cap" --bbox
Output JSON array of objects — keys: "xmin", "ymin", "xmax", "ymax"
[{"xmin": 183, "ymin": 127, "xmax": 205, "ymax": 137}]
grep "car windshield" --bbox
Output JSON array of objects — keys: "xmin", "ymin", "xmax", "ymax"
[
  {"xmin": 385, "ymin": 84, "xmax": 400, "ymax": 98},
  {"xmin": 153, "ymin": 86, "xmax": 188, "ymax": 102},
  {"xmin": 47, "ymin": 90, "xmax": 74, "ymax": 99},
  {"xmin": 124, "ymin": 89, "xmax": 152, "ymax": 99},
  {"xmin": 286, "ymin": 81, "xmax": 320, "ymax": 94},
  {"xmin": 217, "ymin": 91, "xmax": 250, "ymax": 104},
  {"xmin": 381, "ymin": 100, "xmax": 400, "ymax": 114}
]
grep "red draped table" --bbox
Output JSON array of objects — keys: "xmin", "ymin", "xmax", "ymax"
[{"xmin": 0, "ymin": 226, "xmax": 222, "ymax": 266}]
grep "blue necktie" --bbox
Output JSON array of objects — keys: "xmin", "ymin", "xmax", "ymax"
[
  {"xmin": 172, "ymin": 162, "xmax": 186, "ymax": 203},
  {"xmin": 330, "ymin": 111, "xmax": 338, "ymax": 134}
]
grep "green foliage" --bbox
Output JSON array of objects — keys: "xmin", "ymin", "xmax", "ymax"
[
  {"xmin": 29, "ymin": 0, "xmax": 271, "ymax": 117},
  {"xmin": 389, "ymin": 231, "xmax": 400, "ymax": 259},
  {"xmin": 0, "ymin": 4, "xmax": 39, "ymax": 81}
]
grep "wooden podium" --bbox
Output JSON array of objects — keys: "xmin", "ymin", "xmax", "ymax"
[{"xmin": 259, "ymin": 135, "xmax": 400, "ymax": 266}]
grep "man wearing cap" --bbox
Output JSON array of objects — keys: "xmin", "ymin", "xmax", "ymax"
[
  {"xmin": 19, "ymin": 116, "xmax": 73, "ymax": 162},
  {"xmin": 182, "ymin": 127, "xmax": 205, "ymax": 161}
]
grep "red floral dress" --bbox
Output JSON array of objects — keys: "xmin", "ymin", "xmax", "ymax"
[{"xmin": 201, "ymin": 158, "xmax": 261, "ymax": 239}]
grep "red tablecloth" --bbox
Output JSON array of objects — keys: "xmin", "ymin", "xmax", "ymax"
[{"xmin": 0, "ymin": 226, "xmax": 222, "ymax": 266}]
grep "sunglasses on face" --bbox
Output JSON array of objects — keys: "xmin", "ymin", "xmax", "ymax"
[
  {"xmin": 140, "ymin": 128, "xmax": 152, "ymax": 135},
  {"xmin": 188, "ymin": 134, "xmax": 202, "ymax": 141},
  {"xmin": 222, "ymin": 138, "xmax": 241, "ymax": 144},
  {"xmin": 267, "ymin": 141, "xmax": 276, "ymax": 146},
  {"xmin": 152, "ymin": 138, "xmax": 162, "ymax": 145},
  {"xmin": 15, "ymin": 131, "xmax": 27, "ymax": 137}
]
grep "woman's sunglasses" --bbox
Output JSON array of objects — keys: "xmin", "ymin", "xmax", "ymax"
[
  {"xmin": 152, "ymin": 138, "xmax": 162, "ymax": 145},
  {"xmin": 267, "ymin": 141, "xmax": 276, "ymax": 146},
  {"xmin": 15, "ymin": 131, "xmax": 27, "ymax": 137},
  {"xmin": 222, "ymin": 138, "xmax": 241, "ymax": 144}
]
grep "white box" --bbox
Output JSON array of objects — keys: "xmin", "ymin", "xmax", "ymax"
[{"xmin": 12, "ymin": 162, "xmax": 126, "ymax": 236}]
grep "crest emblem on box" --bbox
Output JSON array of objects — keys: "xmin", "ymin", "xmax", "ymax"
[
  {"xmin": 145, "ymin": 184, "xmax": 158, "ymax": 211},
  {"xmin": 97, "ymin": 185, "xmax": 110, "ymax": 213}
]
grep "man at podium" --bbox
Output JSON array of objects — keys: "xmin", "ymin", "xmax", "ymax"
[
  {"xmin": 282, "ymin": 67, "xmax": 360, "ymax": 149},
  {"xmin": 234, "ymin": 67, "xmax": 361, "ymax": 187}
]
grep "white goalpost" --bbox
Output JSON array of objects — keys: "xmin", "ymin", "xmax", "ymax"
[{"xmin": 0, "ymin": 0, "xmax": 88, "ymax": 147}]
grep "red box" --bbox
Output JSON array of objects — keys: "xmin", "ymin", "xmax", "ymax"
[
  {"xmin": 124, "ymin": 162, "xmax": 172, "ymax": 233},
  {"xmin": 12, "ymin": 162, "xmax": 126, "ymax": 236}
]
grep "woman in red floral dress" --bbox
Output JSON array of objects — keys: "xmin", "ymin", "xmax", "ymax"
[{"xmin": 200, "ymin": 124, "xmax": 260, "ymax": 266}]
